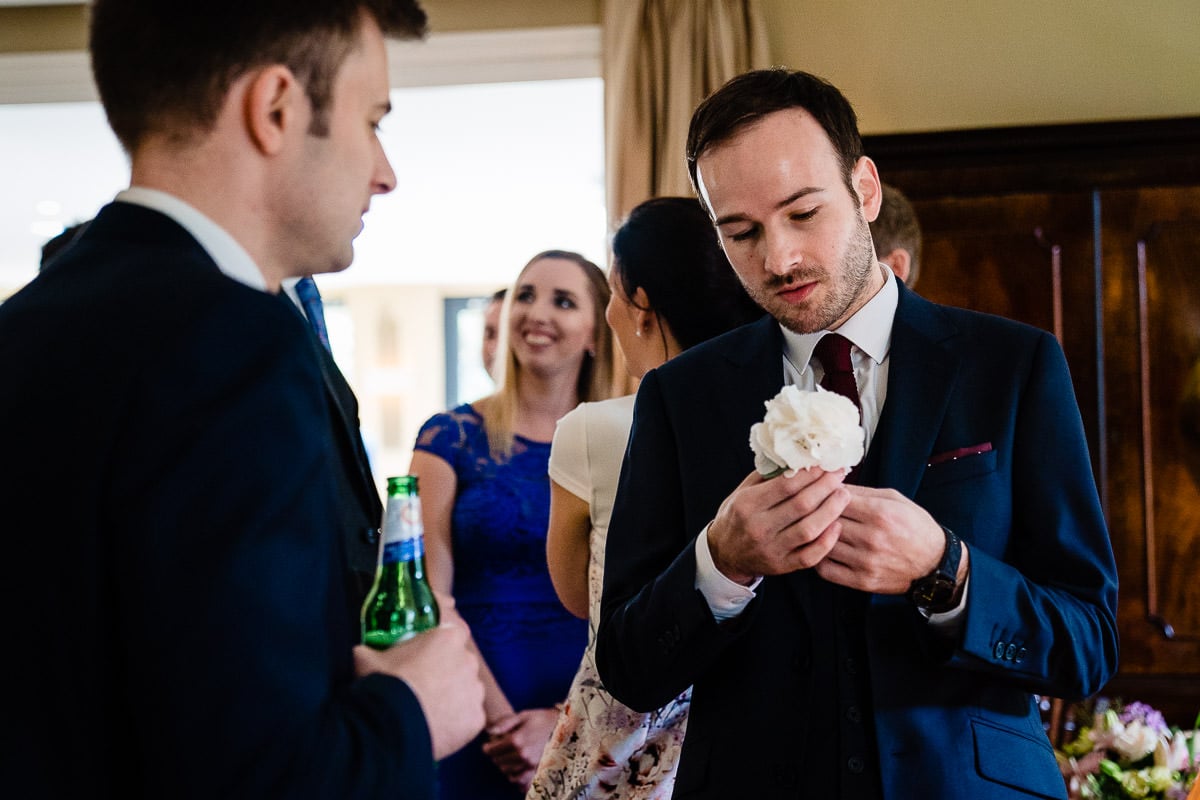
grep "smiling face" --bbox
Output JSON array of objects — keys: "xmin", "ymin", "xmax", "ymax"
[
  {"xmin": 695, "ymin": 107, "xmax": 884, "ymax": 334},
  {"xmin": 508, "ymin": 256, "xmax": 598, "ymax": 380}
]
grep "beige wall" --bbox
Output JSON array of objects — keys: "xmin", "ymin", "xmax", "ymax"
[
  {"xmin": 759, "ymin": 0, "xmax": 1200, "ymax": 133},
  {"xmin": 2, "ymin": 0, "xmax": 1195, "ymax": 133}
]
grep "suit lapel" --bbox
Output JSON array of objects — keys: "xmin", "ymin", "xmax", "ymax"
[
  {"xmin": 869, "ymin": 286, "xmax": 961, "ymax": 498},
  {"xmin": 712, "ymin": 316, "xmax": 787, "ymax": 469},
  {"xmin": 286, "ymin": 297, "xmax": 382, "ymax": 518}
]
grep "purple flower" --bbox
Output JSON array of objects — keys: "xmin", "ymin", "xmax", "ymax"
[{"xmin": 1121, "ymin": 702, "xmax": 1170, "ymax": 737}]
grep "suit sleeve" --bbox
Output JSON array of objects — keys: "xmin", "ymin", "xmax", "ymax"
[
  {"xmin": 109, "ymin": 297, "xmax": 434, "ymax": 799},
  {"xmin": 949, "ymin": 330, "xmax": 1120, "ymax": 699}
]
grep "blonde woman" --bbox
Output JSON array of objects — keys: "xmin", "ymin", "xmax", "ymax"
[{"xmin": 410, "ymin": 250, "xmax": 615, "ymax": 799}]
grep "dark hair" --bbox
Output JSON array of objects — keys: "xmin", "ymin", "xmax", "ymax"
[
  {"xmin": 89, "ymin": 0, "xmax": 427, "ymax": 152},
  {"xmin": 872, "ymin": 183, "xmax": 923, "ymax": 287},
  {"xmin": 611, "ymin": 196, "xmax": 764, "ymax": 351},
  {"xmin": 686, "ymin": 68, "xmax": 864, "ymax": 211}
]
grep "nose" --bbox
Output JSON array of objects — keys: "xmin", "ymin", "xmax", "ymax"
[
  {"xmin": 373, "ymin": 140, "xmax": 397, "ymax": 195},
  {"xmin": 526, "ymin": 297, "xmax": 555, "ymax": 323},
  {"xmin": 763, "ymin": 226, "xmax": 801, "ymax": 276}
]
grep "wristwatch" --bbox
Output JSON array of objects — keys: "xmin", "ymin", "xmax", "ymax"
[{"xmin": 907, "ymin": 525, "xmax": 962, "ymax": 613}]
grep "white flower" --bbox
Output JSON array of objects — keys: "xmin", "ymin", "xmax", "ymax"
[
  {"xmin": 748, "ymin": 384, "xmax": 865, "ymax": 477},
  {"xmin": 1162, "ymin": 730, "xmax": 1195, "ymax": 772},
  {"xmin": 1112, "ymin": 720, "xmax": 1161, "ymax": 762}
]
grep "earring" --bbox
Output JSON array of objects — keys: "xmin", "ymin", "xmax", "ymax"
[{"xmin": 635, "ymin": 329, "xmax": 642, "ymax": 338}]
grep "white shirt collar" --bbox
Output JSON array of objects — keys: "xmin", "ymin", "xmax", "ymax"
[
  {"xmin": 115, "ymin": 187, "xmax": 267, "ymax": 292},
  {"xmin": 780, "ymin": 263, "xmax": 899, "ymax": 375}
]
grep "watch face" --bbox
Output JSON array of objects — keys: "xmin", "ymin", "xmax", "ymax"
[{"xmin": 912, "ymin": 575, "xmax": 954, "ymax": 607}]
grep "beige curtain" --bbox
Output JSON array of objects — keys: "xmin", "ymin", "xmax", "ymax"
[{"xmin": 602, "ymin": 0, "xmax": 771, "ymax": 229}]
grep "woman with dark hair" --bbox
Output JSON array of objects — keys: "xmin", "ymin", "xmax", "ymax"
[{"xmin": 529, "ymin": 197, "xmax": 763, "ymax": 800}]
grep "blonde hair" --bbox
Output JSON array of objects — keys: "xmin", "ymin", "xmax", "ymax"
[{"xmin": 486, "ymin": 250, "xmax": 615, "ymax": 459}]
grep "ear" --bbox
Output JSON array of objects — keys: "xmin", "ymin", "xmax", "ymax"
[
  {"xmin": 244, "ymin": 65, "xmax": 302, "ymax": 156},
  {"xmin": 852, "ymin": 156, "xmax": 883, "ymax": 223},
  {"xmin": 630, "ymin": 286, "xmax": 657, "ymax": 338},
  {"xmin": 880, "ymin": 247, "xmax": 912, "ymax": 284}
]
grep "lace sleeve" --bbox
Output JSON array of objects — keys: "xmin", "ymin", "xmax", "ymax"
[{"xmin": 412, "ymin": 405, "xmax": 479, "ymax": 465}]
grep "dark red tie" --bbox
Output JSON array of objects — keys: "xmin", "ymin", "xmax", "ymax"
[{"xmin": 813, "ymin": 333, "xmax": 861, "ymax": 415}]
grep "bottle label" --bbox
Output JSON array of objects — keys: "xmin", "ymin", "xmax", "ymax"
[
  {"xmin": 381, "ymin": 537, "xmax": 424, "ymax": 564},
  {"xmin": 382, "ymin": 496, "xmax": 422, "ymax": 545}
]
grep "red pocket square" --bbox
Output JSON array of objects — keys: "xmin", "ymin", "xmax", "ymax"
[{"xmin": 927, "ymin": 442, "xmax": 993, "ymax": 467}]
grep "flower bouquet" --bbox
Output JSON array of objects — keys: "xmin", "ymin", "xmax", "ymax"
[
  {"xmin": 748, "ymin": 384, "xmax": 864, "ymax": 477},
  {"xmin": 1055, "ymin": 699, "xmax": 1199, "ymax": 800}
]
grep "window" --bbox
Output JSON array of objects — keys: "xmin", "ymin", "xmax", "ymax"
[{"xmin": 0, "ymin": 27, "xmax": 606, "ymax": 483}]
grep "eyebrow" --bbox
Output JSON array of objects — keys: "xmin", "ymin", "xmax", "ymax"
[
  {"xmin": 517, "ymin": 283, "xmax": 581, "ymax": 300},
  {"xmin": 713, "ymin": 186, "xmax": 824, "ymax": 227}
]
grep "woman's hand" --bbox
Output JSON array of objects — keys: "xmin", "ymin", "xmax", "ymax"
[{"xmin": 481, "ymin": 706, "xmax": 561, "ymax": 790}]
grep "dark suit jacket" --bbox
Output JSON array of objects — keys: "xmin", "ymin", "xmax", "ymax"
[
  {"xmin": 290, "ymin": 290, "xmax": 384, "ymax": 613},
  {"xmin": 0, "ymin": 202, "xmax": 432, "ymax": 798},
  {"xmin": 596, "ymin": 283, "xmax": 1119, "ymax": 800}
]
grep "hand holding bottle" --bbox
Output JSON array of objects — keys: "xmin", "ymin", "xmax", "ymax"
[{"xmin": 354, "ymin": 596, "xmax": 486, "ymax": 760}]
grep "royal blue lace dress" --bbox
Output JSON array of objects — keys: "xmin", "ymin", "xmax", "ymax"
[{"xmin": 413, "ymin": 403, "xmax": 588, "ymax": 800}]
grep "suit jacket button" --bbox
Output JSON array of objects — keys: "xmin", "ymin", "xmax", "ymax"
[
  {"xmin": 847, "ymin": 756, "xmax": 866, "ymax": 774},
  {"xmin": 366, "ymin": 526, "xmax": 380, "ymax": 544},
  {"xmin": 993, "ymin": 641, "xmax": 1007, "ymax": 659},
  {"xmin": 1005, "ymin": 643, "xmax": 1017, "ymax": 661},
  {"xmin": 1015, "ymin": 646, "xmax": 1027, "ymax": 663}
]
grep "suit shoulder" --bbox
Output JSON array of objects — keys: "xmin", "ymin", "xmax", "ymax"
[
  {"xmin": 909, "ymin": 290, "xmax": 1059, "ymax": 352},
  {"xmin": 655, "ymin": 315, "xmax": 776, "ymax": 382}
]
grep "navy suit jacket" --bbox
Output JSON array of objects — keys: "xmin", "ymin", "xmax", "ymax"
[
  {"xmin": 289, "ymin": 288, "xmax": 384, "ymax": 614},
  {"xmin": 0, "ymin": 202, "xmax": 432, "ymax": 798},
  {"xmin": 596, "ymin": 283, "xmax": 1119, "ymax": 799}
]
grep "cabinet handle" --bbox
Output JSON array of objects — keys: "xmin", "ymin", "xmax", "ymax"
[{"xmin": 1146, "ymin": 613, "xmax": 1176, "ymax": 640}]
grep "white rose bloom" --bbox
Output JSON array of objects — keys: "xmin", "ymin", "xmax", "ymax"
[
  {"xmin": 1112, "ymin": 720, "xmax": 1160, "ymax": 761},
  {"xmin": 749, "ymin": 384, "xmax": 865, "ymax": 477}
]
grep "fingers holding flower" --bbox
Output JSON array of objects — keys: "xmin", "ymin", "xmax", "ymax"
[{"xmin": 707, "ymin": 466, "xmax": 851, "ymax": 584}]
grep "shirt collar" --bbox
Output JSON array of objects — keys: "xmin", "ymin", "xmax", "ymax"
[
  {"xmin": 780, "ymin": 263, "xmax": 899, "ymax": 377},
  {"xmin": 116, "ymin": 186, "xmax": 267, "ymax": 292}
]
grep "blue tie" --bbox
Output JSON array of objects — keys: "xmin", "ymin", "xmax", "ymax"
[{"xmin": 295, "ymin": 276, "xmax": 331, "ymax": 352}]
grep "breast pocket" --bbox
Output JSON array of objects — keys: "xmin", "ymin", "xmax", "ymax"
[{"xmin": 919, "ymin": 448, "xmax": 998, "ymax": 490}]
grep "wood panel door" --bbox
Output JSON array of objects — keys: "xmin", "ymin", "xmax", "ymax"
[
  {"xmin": 1098, "ymin": 186, "xmax": 1200, "ymax": 723},
  {"xmin": 908, "ymin": 191, "xmax": 1102, "ymax": 471}
]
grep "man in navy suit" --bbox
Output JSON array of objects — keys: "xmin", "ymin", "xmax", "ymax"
[
  {"xmin": 595, "ymin": 68, "xmax": 1119, "ymax": 799},
  {"xmin": 0, "ymin": 1, "xmax": 485, "ymax": 797}
]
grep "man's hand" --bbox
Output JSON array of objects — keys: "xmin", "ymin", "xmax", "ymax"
[
  {"xmin": 353, "ymin": 595, "xmax": 486, "ymax": 760},
  {"xmin": 707, "ymin": 467, "xmax": 851, "ymax": 584},
  {"xmin": 817, "ymin": 485, "xmax": 961, "ymax": 594}
]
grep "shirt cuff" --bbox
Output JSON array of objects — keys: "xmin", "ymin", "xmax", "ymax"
[{"xmin": 694, "ymin": 523, "xmax": 761, "ymax": 622}]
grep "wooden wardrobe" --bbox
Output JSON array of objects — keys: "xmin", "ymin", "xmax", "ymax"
[{"xmin": 865, "ymin": 117, "xmax": 1200, "ymax": 727}]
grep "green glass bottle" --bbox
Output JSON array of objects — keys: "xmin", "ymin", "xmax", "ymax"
[{"xmin": 361, "ymin": 475, "xmax": 440, "ymax": 649}]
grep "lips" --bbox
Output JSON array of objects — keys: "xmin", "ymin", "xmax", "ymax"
[
  {"xmin": 522, "ymin": 329, "xmax": 556, "ymax": 347},
  {"xmin": 776, "ymin": 281, "xmax": 817, "ymax": 304}
]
